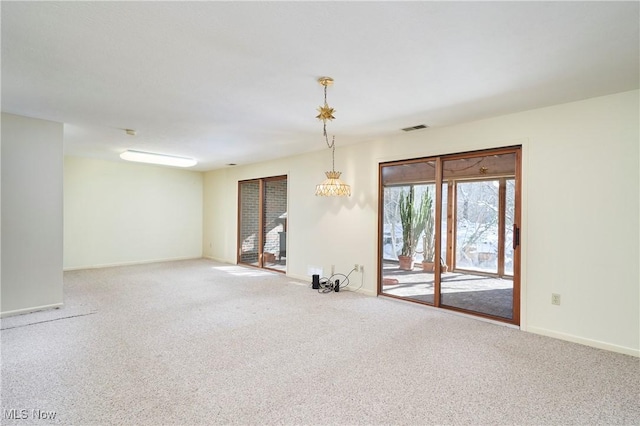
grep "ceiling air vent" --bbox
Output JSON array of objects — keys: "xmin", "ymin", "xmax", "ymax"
[{"xmin": 402, "ymin": 124, "xmax": 429, "ymax": 132}]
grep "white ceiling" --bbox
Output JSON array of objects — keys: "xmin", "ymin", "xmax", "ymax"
[{"xmin": 2, "ymin": 1, "xmax": 638, "ymax": 171}]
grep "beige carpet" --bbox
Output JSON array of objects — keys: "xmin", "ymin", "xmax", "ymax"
[{"xmin": 1, "ymin": 259, "xmax": 638, "ymax": 425}]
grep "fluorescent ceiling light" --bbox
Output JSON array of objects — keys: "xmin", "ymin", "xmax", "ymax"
[{"xmin": 120, "ymin": 150, "xmax": 197, "ymax": 168}]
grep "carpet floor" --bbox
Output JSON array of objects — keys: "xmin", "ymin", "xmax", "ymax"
[{"xmin": 1, "ymin": 259, "xmax": 638, "ymax": 425}]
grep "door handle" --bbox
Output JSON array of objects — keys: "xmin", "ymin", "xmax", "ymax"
[{"xmin": 513, "ymin": 225, "xmax": 520, "ymax": 250}]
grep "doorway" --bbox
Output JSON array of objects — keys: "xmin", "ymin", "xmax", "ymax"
[
  {"xmin": 238, "ymin": 176, "xmax": 287, "ymax": 272},
  {"xmin": 378, "ymin": 147, "xmax": 521, "ymax": 324}
]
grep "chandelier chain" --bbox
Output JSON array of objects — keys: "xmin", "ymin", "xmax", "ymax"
[
  {"xmin": 322, "ymin": 122, "xmax": 336, "ymax": 171},
  {"xmin": 315, "ymin": 76, "xmax": 351, "ymax": 196},
  {"xmin": 322, "ymin": 83, "xmax": 337, "ymax": 171}
]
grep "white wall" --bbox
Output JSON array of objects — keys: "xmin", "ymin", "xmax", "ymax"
[
  {"xmin": 1, "ymin": 113, "xmax": 64, "ymax": 316},
  {"xmin": 64, "ymin": 157, "xmax": 203, "ymax": 269},
  {"xmin": 204, "ymin": 90, "xmax": 639, "ymax": 356}
]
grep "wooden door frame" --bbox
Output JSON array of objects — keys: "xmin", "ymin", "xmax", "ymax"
[{"xmin": 237, "ymin": 175, "xmax": 287, "ymax": 273}]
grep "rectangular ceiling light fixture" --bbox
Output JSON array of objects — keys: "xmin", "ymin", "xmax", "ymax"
[{"xmin": 120, "ymin": 150, "xmax": 197, "ymax": 168}]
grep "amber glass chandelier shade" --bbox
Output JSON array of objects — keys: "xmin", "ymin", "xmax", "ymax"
[{"xmin": 315, "ymin": 171, "xmax": 351, "ymax": 197}]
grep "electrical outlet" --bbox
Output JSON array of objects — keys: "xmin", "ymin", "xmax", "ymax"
[
  {"xmin": 359, "ymin": 265, "xmax": 364, "ymax": 272},
  {"xmin": 551, "ymin": 293, "xmax": 561, "ymax": 305},
  {"xmin": 354, "ymin": 264, "xmax": 359, "ymax": 271}
]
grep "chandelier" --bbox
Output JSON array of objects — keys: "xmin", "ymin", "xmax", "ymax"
[{"xmin": 315, "ymin": 77, "xmax": 351, "ymax": 197}]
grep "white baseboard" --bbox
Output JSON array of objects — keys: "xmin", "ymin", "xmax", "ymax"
[
  {"xmin": 63, "ymin": 256, "xmax": 202, "ymax": 271},
  {"xmin": 202, "ymin": 255, "xmax": 233, "ymax": 263},
  {"xmin": 527, "ymin": 326, "xmax": 639, "ymax": 357},
  {"xmin": 285, "ymin": 272, "xmax": 313, "ymax": 286},
  {"xmin": 201, "ymin": 260, "xmax": 376, "ymax": 296},
  {"xmin": 1, "ymin": 303, "xmax": 64, "ymax": 318}
]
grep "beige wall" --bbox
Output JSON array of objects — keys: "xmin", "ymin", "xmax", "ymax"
[
  {"xmin": 1, "ymin": 113, "xmax": 64, "ymax": 316},
  {"xmin": 3, "ymin": 91, "xmax": 637, "ymax": 354},
  {"xmin": 64, "ymin": 157, "xmax": 203, "ymax": 269},
  {"xmin": 204, "ymin": 90, "xmax": 639, "ymax": 356}
]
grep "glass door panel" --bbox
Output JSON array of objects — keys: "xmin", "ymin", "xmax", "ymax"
[
  {"xmin": 262, "ymin": 178, "xmax": 287, "ymax": 271},
  {"xmin": 380, "ymin": 161, "xmax": 436, "ymax": 304},
  {"xmin": 239, "ymin": 180, "xmax": 260, "ymax": 266},
  {"xmin": 439, "ymin": 153, "xmax": 515, "ymax": 320}
]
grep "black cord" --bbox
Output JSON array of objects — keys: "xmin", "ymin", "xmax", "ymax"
[
  {"xmin": 317, "ymin": 268, "xmax": 358, "ymax": 294},
  {"xmin": 344, "ymin": 271, "xmax": 364, "ymax": 293},
  {"xmin": 317, "ymin": 277, "xmax": 333, "ymax": 293}
]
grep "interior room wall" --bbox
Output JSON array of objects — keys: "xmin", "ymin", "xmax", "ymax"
[
  {"xmin": 1, "ymin": 113, "xmax": 64, "ymax": 316},
  {"xmin": 64, "ymin": 157, "xmax": 203, "ymax": 270},
  {"xmin": 203, "ymin": 90, "xmax": 639, "ymax": 356}
]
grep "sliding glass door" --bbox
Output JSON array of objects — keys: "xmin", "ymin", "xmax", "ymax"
[
  {"xmin": 238, "ymin": 176, "xmax": 287, "ymax": 272},
  {"xmin": 439, "ymin": 152, "xmax": 518, "ymax": 320},
  {"xmin": 379, "ymin": 147, "xmax": 521, "ymax": 324}
]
